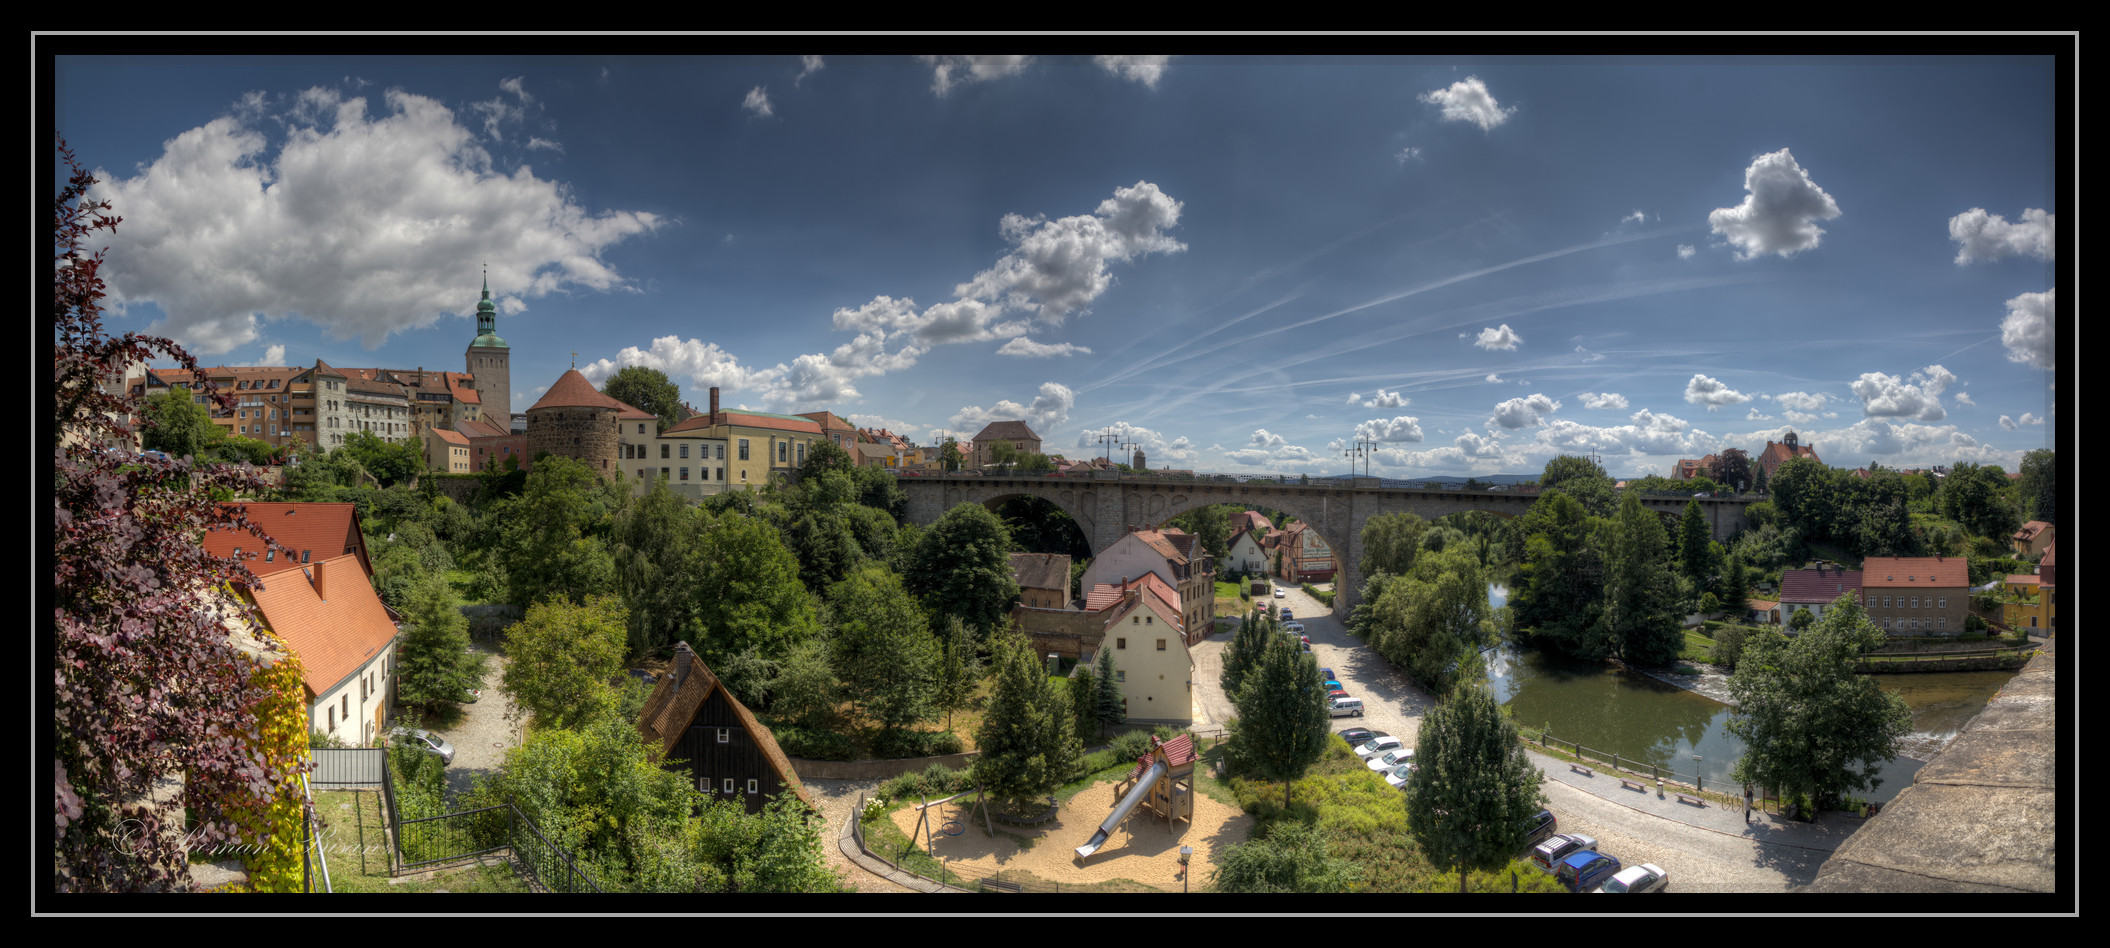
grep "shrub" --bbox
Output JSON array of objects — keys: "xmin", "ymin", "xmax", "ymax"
[
  {"xmin": 771, "ymin": 724, "xmax": 855, "ymax": 761},
  {"xmin": 870, "ymin": 729, "xmax": 964, "ymax": 760},
  {"xmin": 1107, "ymin": 729, "xmax": 1155, "ymax": 762}
]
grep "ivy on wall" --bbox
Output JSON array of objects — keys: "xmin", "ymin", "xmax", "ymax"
[{"xmin": 220, "ymin": 631, "xmax": 313, "ymax": 892}]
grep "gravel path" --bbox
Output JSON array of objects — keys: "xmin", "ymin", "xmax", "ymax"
[
  {"xmin": 803, "ymin": 776, "xmax": 918, "ymax": 892},
  {"xmin": 430, "ymin": 643, "xmax": 523, "ymax": 800}
]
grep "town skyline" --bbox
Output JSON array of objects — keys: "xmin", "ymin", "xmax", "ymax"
[{"xmin": 56, "ymin": 49, "xmax": 2062, "ymax": 478}]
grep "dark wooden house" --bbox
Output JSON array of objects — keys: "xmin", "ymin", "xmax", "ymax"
[{"xmin": 637, "ymin": 642, "xmax": 813, "ymax": 815}]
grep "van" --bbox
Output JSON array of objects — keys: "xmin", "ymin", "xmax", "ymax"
[
  {"xmin": 1328, "ymin": 697, "xmax": 1365, "ymax": 717},
  {"xmin": 1556, "ymin": 851, "xmax": 1622, "ymax": 893}
]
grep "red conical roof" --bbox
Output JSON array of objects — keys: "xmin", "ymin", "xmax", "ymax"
[{"xmin": 526, "ymin": 368, "xmax": 629, "ymax": 413}]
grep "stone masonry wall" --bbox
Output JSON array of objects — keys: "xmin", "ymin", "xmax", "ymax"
[{"xmin": 527, "ymin": 406, "xmax": 620, "ymax": 481}]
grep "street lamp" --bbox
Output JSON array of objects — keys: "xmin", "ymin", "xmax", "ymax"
[
  {"xmin": 1343, "ymin": 438, "xmax": 1376, "ymax": 478},
  {"xmin": 1180, "ymin": 845, "xmax": 1192, "ymax": 893}
]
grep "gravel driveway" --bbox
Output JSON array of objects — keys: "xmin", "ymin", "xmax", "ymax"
[
  {"xmin": 1191, "ymin": 583, "xmax": 1436, "ymax": 748},
  {"xmin": 430, "ymin": 643, "xmax": 524, "ymax": 799}
]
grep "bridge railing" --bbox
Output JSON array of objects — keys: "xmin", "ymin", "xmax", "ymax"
[{"xmin": 902, "ymin": 470, "xmax": 1759, "ymax": 499}]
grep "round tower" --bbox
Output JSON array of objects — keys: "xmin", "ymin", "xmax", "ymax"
[
  {"xmin": 464, "ymin": 268, "xmax": 511, "ymax": 420},
  {"xmin": 525, "ymin": 368, "xmax": 622, "ymax": 480}
]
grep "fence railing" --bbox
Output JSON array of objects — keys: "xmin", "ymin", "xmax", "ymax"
[
  {"xmin": 311, "ymin": 747, "xmax": 386, "ymax": 788},
  {"xmin": 1517, "ymin": 727, "xmax": 1713, "ymax": 795}
]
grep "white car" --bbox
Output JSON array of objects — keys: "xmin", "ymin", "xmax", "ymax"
[
  {"xmin": 1274, "ymin": 587, "xmax": 1287, "ymax": 598},
  {"xmin": 1367, "ymin": 747, "xmax": 1415, "ymax": 773},
  {"xmin": 1283, "ymin": 621, "xmax": 1305, "ymax": 633},
  {"xmin": 1355, "ymin": 736, "xmax": 1404, "ymax": 760},
  {"xmin": 1596, "ymin": 863, "xmax": 1668, "ymax": 893},
  {"xmin": 1382, "ymin": 762, "xmax": 1415, "ymax": 789}
]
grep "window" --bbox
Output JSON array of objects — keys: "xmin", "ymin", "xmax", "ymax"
[
  {"xmin": 739, "ymin": 439, "xmax": 750, "ymax": 460},
  {"xmin": 1910, "ymin": 597, "xmax": 1919, "ymax": 609},
  {"xmin": 716, "ymin": 444, "xmax": 724, "ymax": 459},
  {"xmin": 797, "ymin": 442, "xmax": 805, "ymax": 465},
  {"xmin": 699, "ymin": 777, "xmax": 711, "ymax": 793},
  {"xmin": 680, "ymin": 467, "xmax": 689, "ymax": 480},
  {"xmin": 662, "ymin": 444, "xmax": 670, "ymax": 459},
  {"xmin": 778, "ymin": 441, "xmax": 787, "ymax": 463},
  {"xmin": 718, "ymin": 728, "xmax": 730, "ymax": 744},
  {"xmin": 1938, "ymin": 597, "xmax": 1947, "ymax": 609},
  {"xmin": 301, "ymin": 550, "xmax": 311, "ymax": 563},
  {"xmin": 716, "ymin": 467, "xmax": 724, "ymax": 481},
  {"xmin": 638, "ymin": 424, "xmax": 646, "ymax": 434},
  {"xmin": 1883, "ymin": 596, "xmax": 1892, "ymax": 608},
  {"xmin": 1117, "ymin": 638, "xmax": 1126, "ymax": 650},
  {"xmin": 342, "ymin": 694, "xmax": 349, "ymax": 717},
  {"xmin": 264, "ymin": 549, "xmax": 274, "ymax": 562},
  {"xmin": 1156, "ymin": 639, "xmax": 1166, "ymax": 651},
  {"xmin": 747, "ymin": 779, "xmax": 759, "ymax": 795},
  {"xmin": 327, "ymin": 707, "xmax": 335, "ymax": 731},
  {"xmin": 1938, "ymin": 617, "xmax": 1947, "ymax": 630},
  {"xmin": 662, "ymin": 467, "xmax": 670, "ymax": 480},
  {"xmin": 680, "ymin": 444, "xmax": 690, "ymax": 459},
  {"xmin": 723, "ymin": 779, "xmax": 735, "ymax": 794},
  {"xmin": 1115, "ymin": 670, "xmax": 1126, "ymax": 682}
]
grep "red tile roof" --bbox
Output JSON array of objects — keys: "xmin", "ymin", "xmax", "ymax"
[
  {"xmin": 2013, "ymin": 521, "xmax": 2053, "ymax": 542},
  {"xmin": 202, "ymin": 502, "xmax": 370, "ymax": 579},
  {"xmin": 527, "ymin": 368, "xmax": 630, "ymax": 413},
  {"xmin": 665, "ymin": 411, "xmax": 823, "ymax": 436},
  {"xmin": 2004, "ymin": 575, "xmax": 2042, "ymax": 587},
  {"xmin": 247, "ymin": 555, "xmax": 399, "ymax": 697},
  {"xmin": 1861, "ymin": 556, "xmax": 1970, "ymax": 588},
  {"xmin": 430, "ymin": 427, "xmax": 469, "ymax": 446},
  {"xmin": 1779, "ymin": 566, "xmax": 1863, "ymax": 604}
]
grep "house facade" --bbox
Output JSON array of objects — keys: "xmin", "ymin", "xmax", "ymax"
[
  {"xmin": 1089, "ymin": 583, "xmax": 1193, "ymax": 727},
  {"xmin": 636, "ymin": 643, "xmax": 812, "ymax": 815},
  {"xmin": 668, "ymin": 387, "xmax": 824, "ymax": 488},
  {"xmin": 1275, "ymin": 522, "xmax": 1337, "ymax": 584},
  {"xmin": 1758, "ymin": 430, "xmax": 1821, "ymax": 485},
  {"xmin": 1077, "ymin": 526, "xmax": 1217, "ymax": 644},
  {"xmin": 1011, "ymin": 552, "xmax": 1073, "ymax": 610},
  {"xmin": 1861, "ymin": 556, "xmax": 1970, "ymax": 636},
  {"xmin": 1224, "ymin": 528, "xmax": 1270, "ymax": 575},
  {"xmin": 2012, "ymin": 521, "xmax": 2056, "ymax": 558},
  {"xmin": 970, "ymin": 420, "xmax": 1042, "ymax": 471}
]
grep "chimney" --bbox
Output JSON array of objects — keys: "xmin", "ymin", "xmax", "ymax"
[
  {"xmin": 673, "ymin": 640, "xmax": 695, "ymax": 689},
  {"xmin": 709, "ymin": 387, "xmax": 720, "ymax": 422},
  {"xmin": 311, "ymin": 558, "xmax": 331, "ymax": 602}
]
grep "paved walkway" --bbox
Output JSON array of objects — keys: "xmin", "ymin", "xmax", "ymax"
[
  {"xmin": 832, "ymin": 799, "xmax": 970, "ymax": 893},
  {"xmin": 1527, "ymin": 749, "xmax": 1863, "ymax": 854}
]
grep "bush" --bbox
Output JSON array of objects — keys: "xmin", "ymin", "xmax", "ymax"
[
  {"xmin": 1712, "ymin": 622, "xmax": 1749, "ymax": 669},
  {"xmin": 1107, "ymin": 729, "xmax": 1155, "ymax": 763},
  {"xmin": 771, "ymin": 724, "xmax": 855, "ymax": 761},
  {"xmin": 877, "ymin": 762, "xmax": 978, "ymax": 802},
  {"xmin": 1302, "ymin": 583, "xmax": 1335, "ymax": 606},
  {"xmin": 870, "ymin": 729, "xmax": 964, "ymax": 760}
]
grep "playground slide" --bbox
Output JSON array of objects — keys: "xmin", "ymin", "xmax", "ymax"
[{"xmin": 1074, "ymin": 759, "xmax": 1168, "ymax": 860}]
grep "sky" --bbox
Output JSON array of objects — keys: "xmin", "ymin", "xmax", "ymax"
[{"xmin": 53, "ymin": 47, "xmax": 2065, "ymax": 480}]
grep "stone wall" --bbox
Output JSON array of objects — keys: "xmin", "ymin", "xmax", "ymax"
[{"xmin": 527, "ymin": 406, "xmax": 620, "ymax": 481}]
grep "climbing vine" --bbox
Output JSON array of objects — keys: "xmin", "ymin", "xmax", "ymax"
[{"xmin": 220, "ymin": 631, "xmax": 313, "ymax": 892}]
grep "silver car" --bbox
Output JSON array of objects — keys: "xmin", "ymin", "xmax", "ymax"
[{"xmin": 389, "ymin": 727, "xmax": 455, "ymax": 765}]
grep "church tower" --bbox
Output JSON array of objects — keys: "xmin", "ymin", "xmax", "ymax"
[{"xmin": 464, "ymin": 268, "xmax": 511, "ymax": 420}]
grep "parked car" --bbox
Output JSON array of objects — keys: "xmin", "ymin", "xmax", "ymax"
[
  {"xmin": 1529, "ymin": 833, "xmax": 1600, "ymax": 873},
  {"xmin": 1328, "ymin": 697, "xmax": 1365, "ymax": 717},
  {"xmin": 1367, "ymin": 748, "xmax": 1414, "ymax": 773},
  {"xmin": 1323, "ymin": 679, "xmax": 1343, "ymax": 693},
  {"xmin": 1522, "ymin": 807, "xmax": 1559, "ymax": 849},
  {"xmin": 1328, "ymin": 689, "xmax": 1351, "ymax": 702},
  {"xmin": 1596, "ymin": 863, "xmax": 1667, "ymax": 893},
  {"xmin": 1355, "ymin": 735, "xmax": 1403, "ymax": 759},
  {"xmin": 388, "ymin": 727, "xmax": 455, "ymax": 766},
  {"xmin": 1382, "ymin": 762, "xmax": 1416, "ymax": 789},
  {"xmin": 1280, "ymin": 609, "xmax": 1294, "ymax": 621},
  {"xmin": 1319, "ymin": 667, "xmax": 1336, "ymax": 681},
  {"xmin": 1274, "ymin": 587, "xmax": 1287, "ymax": 598},
  {"xmin": 1336, "ymin": 727, "xmax": 1382, "ymax": 747},
  {"xmin": 1556, "ymin": 851, "xmax": 1622, "ymax": 893},
  {"xmin": 1283, "ymin": 621, "xmax": 1305, "ymax": 633}
]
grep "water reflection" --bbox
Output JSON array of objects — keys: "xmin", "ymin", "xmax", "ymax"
[{"xmin": 1483, "ymin": 584, "xmax": 2016, "ymax": 804}]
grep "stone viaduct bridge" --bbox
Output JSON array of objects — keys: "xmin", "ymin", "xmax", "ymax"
[{"xmin": 900, "ymin": 472, "xmax": 1758, "ymax": 614}]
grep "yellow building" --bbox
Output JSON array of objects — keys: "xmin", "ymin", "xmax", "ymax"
[
  {"xmin": 666, "ymin": 386, "xmax": 824, "ymax": 489},
  {"xmin": 2002, "ymin": 574, "xmax": 2053, "ymax": 632}
]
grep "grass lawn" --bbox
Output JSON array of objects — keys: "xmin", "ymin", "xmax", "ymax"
[{"xmin": 310, "ymin": 790, "xmax": 532, "ymax": 893}]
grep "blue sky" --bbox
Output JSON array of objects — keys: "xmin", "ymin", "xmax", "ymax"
[{"xmin": 54, "ymin": 50, "xmax": 2062, "ymax": 478}]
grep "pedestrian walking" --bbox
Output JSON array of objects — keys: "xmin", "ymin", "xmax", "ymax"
[{"xmin": 1743, "ymin": 784, "xmax": 1754, "ymax": 824}]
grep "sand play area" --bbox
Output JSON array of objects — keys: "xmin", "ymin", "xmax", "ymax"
[{"xmin": 886, "ymin": 778, "xmax": 1256, "ymax": 890}]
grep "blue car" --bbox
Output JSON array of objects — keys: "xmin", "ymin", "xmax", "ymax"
[{"xmin": 1557, "ymin": 851, "xmax": 1622, "ymax": 893}]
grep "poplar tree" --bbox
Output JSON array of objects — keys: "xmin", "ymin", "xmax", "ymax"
[
  {"xmin": 931, "ymin": 616, "xmax": 982, "ymax": 732},
  {"xmin": 1604, "ymin": 492, "xmax": 1685, "ymax": 666},
  {"xmin": 1093, "ymin": 642, "xmax": 1126, "ymax": 731},
  {"xmin": 1404, "ymin": 683, "xmax": 1548, "ymax": 893}
]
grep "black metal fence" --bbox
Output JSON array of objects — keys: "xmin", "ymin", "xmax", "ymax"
[{"xmin": 1517, "ymin": 727, "xmax": 1711, "ymax": 793}]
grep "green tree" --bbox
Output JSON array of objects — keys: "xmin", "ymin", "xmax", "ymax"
[
  {"xmin": 340, "ymin": 430, "xmax": 424, "ymax": 487},
  {"xmin": 1603, "ymin": 492, "xmax": 1686, "ymax": 667},
  {"xmin": 139, "ymin": 387, "xmax": 226, "ymax": 460},
  {"xmin": 986, "ymin": 439, "xmax": 1019, "ymax": 471},
  {"xmin": 2017, "ymin": 448, "xmax": 2057, "ymax": 524},
  {"xmin": 1769, "ymin": 457, "xmax": 1839, "ymax": 542},
  {"xmin": 689, "ymin": 513, "xmax": 820, "ymax": 667},
  {"xmin": 612, "ymin": 477, "xmax": 705, "ymax": 658},
  {"xmin": 217, "ymin": 434, "xmax": 280, "ymax": 466},
  {"xmin": 1728, "ymin": 594, "xmax": 1911, "ymax": 814},
  {"xmin": 1710, "ymin": 447, "xmax": 1754, "ymax": 493},
  {"xmin": 601, "ymin": 365, "xmax": 687, "ymax": 433},
  {"xmin": 931, "ymin": 616, "xmax": 982, "ymax": 732},
  {"xmin": 1716, "ymin": 551, "xmax": 1751, "ymax": 616},
  {"xmin": 1404, "ymin": 682, "xmax": 1549, "ymax": 893},
  {"xmin": 1789, "ymin": 607, "xmax": 1815, "ymax": 631},
  {"xmin": 769, "ymin": 639, "xmax": 841, "ymax": 730},
  {"xmin": 1510, "ymin": 492, "xmax": 1608, "ymax": 660},
  {"xmin": 1678, "ymin": 498, "xmax": 1712, "ymax": 589},
  {"xmin": 394, "ymin": 573, "xmax": 476, "ymax": 710},
  {"xmin": 1209, "ymin": 821, "xmax": 1361, "ymax": 893},
  {"xmin": 1220, "ymin": 612, "xmax": 1275, "ymax": 700},
  {"xmin": 1538, "ymin": 454, "xmax": 1614, "ymax": 517},
  {"xmin": 1359, "ymin": 547, "xmax": 1490, "ymax": 695},
  {"xmin": 1231, "ymin": 634, "xmax": 1330, "ymax": 809},
  {"xmin": 499, "ymin": 455, "xmax": 623, "ymax": 608},
  {"xmin": 1093, "ymin": 642, "xmax": 1126, "ymax": 732},
  {"xmin": 1069, "ymin": 665, "xmax": 1100, "ymax": 743},
  {"xmin": 904, "ymin": 502, "xmax": 1020, "ymax": 638},
  {"xmin": 1359, "ymin": 510, "xmax": 1430, "ymax": 578},
  {"xmin": 502, "ymin": 595, "xmax": 631, "ymax": 730},
  {"xmin": 1167, "ymin": 502, "xmax": 1236, "ymax": 561},
  {"xmin": 828, "ymin": 566, "xmax": 939, "ymax": 730},
  {"xmin": 1937, "ymin": 461, "xmax": 2022, "ymax": 540},
  {"xmin": 973, "ymin": 632, "xmax": 1082, "ymax": 811},
  {"xmin": 940, "ymin": 439, "xmax": 963, "ymax": 472}
]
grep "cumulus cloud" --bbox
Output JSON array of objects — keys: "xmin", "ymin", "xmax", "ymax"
[
  {"xmin": 1485, "ymin": 373, "xmax": 1502, "ymax": 383},
  {"xmin": 1580, "ymin": 392, "xmax": 1628, "ymax": 410},
  {"xmin": 1812, "ymin": 418, "xmax": 2020, "ymax": 469},
  {"xmin": 1949, "ymin": 207, "xmax": 2053, "ymax": 264},
  {"xmin": 743, "ymin": 86, "xmax": 773, "ymax": 117},
  {"xmin": 1677, "ymin": 244, "xmax": 1696, "ymax": 259},
  {"xmin": 996, "ymin": 337, "xmax": 1092, "ymax": 358},
  {"xmin": 1953, "ymin": 391, "xmax": 1975, "ymax": 407},
  {"xmin": 579, "ymin": 336, "xmax": 773, "ymax": 398},
  {"xmin": 1707, "ymin": 148, "xmax": 1842, "ymax": 260},
  {"xmin": 845, "ymin": 413, "xmax": 919, "ymax": 436},
  {"xmin": 1998, "ymin": 412, "xmax": 2043, "ymax": 431},
  {"xmin": 263, "ymin": 344, "xmax": 285, "ymax": 365},
  {"xmin": 919, "ymin": 55, "xmax": 1032, "ymax": 96},
  {"xmin": 1094, "ymin": 55, "xmax": 1173, "ymax": 88},
  {"xmin": 1354, "ymin": 415, "xmax": 1425, "ymax": 443},
  {"xmin": 950, "ymin": 381, "xmax": 1074, "ymax": 434},
  {"xmin": 2000, "ymin": 289, "xmax": 2055, "ymax": 370},
  {"xmin": 1352, "ymin": 388, "xmax": 1410, "ymax": 409},
  {"xmin": 1072, "ymin": 421, "xmax": 1192, "ymax": 462},
  {"xmin": 525, "ymin": 136, "xmax": 562, "ymax": 152},
  {"xmin": 1474, "ymin": 323, "xmax": 1523, "ymax": 350},
  {"xmin": 1773, "ymin": 391, "xmax": 1831, "ymax": 412},
  {"xmin": 1850, "ymin": 368, "xmax": 1953, "ymax": 422},
  {"xmin": 795, "ymin": 55, "xmax": 824, "ymax": 87},
  {"xmin": 1532, "ymin": 407, "xmax": 1709, "ymax": 459},
  {"xmin": 1419, "ymin": 76, "xmax": 1516, "ymax": 131},
  {"xmin": 951, "ymin": 181, "xmax": 1185, "ymax": 325},
  {"xmin": 1393, "ymin": 146, "xmax": 1423, "ymax": 164},
  {"xmin": 1747, "ymin": 408, "xmax": 1776, "ymax": 421},
  {"xmin": 1489, "ymin": 393, "xmax": 1560, "ymax": 429},
  {"xmin": 1684, "ymin": 374, "xmax": 1752, "ymax": 408},
  {"xmin": 1623, "ymin": 210, "xmax": 1646, "ymax": 225},
  {"xmin": 88, "ymin": 86, "xmax": 660, "ymax": 354}
]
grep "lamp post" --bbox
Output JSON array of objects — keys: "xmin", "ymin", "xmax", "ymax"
[
  {"xmin": 1180, "ymin": 845, "xmax": 1192, "ymax": 893},
  {"xmin": 1097, "ymin": 427, "xmax": 1120, "ymax": 465},
  {"xmin": 1343, "ymin": 438, "xmax": 1375, "ymax": 478}
]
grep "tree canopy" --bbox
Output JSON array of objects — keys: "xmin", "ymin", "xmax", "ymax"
[
  {"xmin": 600, "ymin": 365, "xmax": 687, "ymax": 433},
  {"xmin": 1230, "ymin": 634, "xmax": 1331, "ymax": 809},
  {"xmin": 1602, "ymin": 492, "xmax": 1686, "ymax": 666},
  {"xmin": 1209, "ymin": 821, "xmax": 1362, "ymax": 893},
  {"xmin": 502, "ymin": 595, "xmax": 631, "ymax": 730},
  {"xmin": 1359, "ymin": 510, "xmax": 1430, "ymax": 579},
  {"xmin": 973, "ymin": 632, "xmax": 1081, "ymax": 811},
  {"xmin": 2017, "ymin": 448, "xmax": 2057, "ymax": 525},
  {"xmin": 904, "ymin": 502, "xmax": 1019, "ymax": 637},
  {"xmin": 1352, "ymin": 546, "xmax": 1491, "ymax": 695},
  {"xmin": 689, "ymin": 513, "xmax": 820, "ymax": 668},
  {"xmin": 139, "ymin": 388, "xmax": 225, "ymax": 460},
  {"xmin": 1404, "ymin": 683, "xmax": 1548, "ymax": 893},
  {"xmin": 1537, "ymin": 454, "xmax": 1614, "ymax": 517},
  {"xmin": 1728, "ymin": 593, "xmax": 1911, "ymax": 813},
  {"xmin": 827, "ymin": 566, "xmax": 939, "ymax": 730}
]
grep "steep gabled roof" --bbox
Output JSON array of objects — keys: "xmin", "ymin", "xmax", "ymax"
[
  {"xmin": 1779, "ymin": 566, "xmax": 1863, "ymax": 604},
  {"xmin": 246, "ymin": 554, "xmax": 399, "ymax": 698},
  {"xmin": 1100, "ymin": 579, "xmax": 1185, "ymax": 636},
  {"xmin": 1010, "ymin": 552, "xmax": 1072, "ymax": 591},
  {"xmin": 637, "ymin": 647, "xmax": 813, "ymax": 809},
  {"xmin": 527, "ymin": 368, "xmax": 629, "ymax": 413},
  {"xmin": 2013, "ymin": 521, "xmax": 2054, "ymax": 542},
  {"xmin": 972, "ymin": 420, "xmax": 1039, "ymax": 443},
  {"xmin": 202, "ymin": 502, "xmax": 370, "ymax": 580}
]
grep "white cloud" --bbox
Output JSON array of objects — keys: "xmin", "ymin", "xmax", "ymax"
[
  {"xmin": 1949, "ymin": 207, "xmax": 2053, "ymax": 264},
  {"xmin": 1677, "ymin": 244, "xmax": 1696, "ymax": 259},
  {"xmin": 1850, "ymin": 368, "xmax": 1951, "ymax": 422},
  {"xmin": 1807, "ymin": 418, "xmax": 2020, "ymax": 469},
  {"xmin": 1747, "ymin": 408, "xmax": 1776, "ymax": 421},
  {"xmin": 1580, "ymin": 392, "xmax": 1628, "ymax": 410},
  {"xmin": 1684, "ymin": 373, "xmax": 1752, "ymax": 408},
  {"xmin": 953, "ymin": 181, "xmax": 1185, "ymax": 325},
  {"xmin": 996, "ymin": 337, "xmax": 1092, "ymax": 358},
  {"xmin": 742, "ymin": 86, "xmax": 773, "ymax": 117},
  {"xmin": 88, "ymin": 88, "xmax": 660, "ymax": 355},
  {"xmin": 1489, "ymin": 393, "xmax": 1560, "ymax": 429},
  {"xmin": 1623, "ymin": 210, "xmax": 1646, "ymax": 225},
  {"xmin": 579, "ymin": 336, "xmax": 772, "ymax": 396},
  {"xmin": 1954, "ymin": 391, "xmax": 1975, "ymax": 407},
  {"xmin": 1419, "ymin": 75, "xmax": 1516, "ymax": 131},
  {"xmin": 950, "ymin": 381, "xmax": 1074, "ymax": 434},
  {"xmin": 1093, "ymin": 55, "xmax": 1173, "ymax": 88},
  {"xmin": 525, "ymin": 136, "xmax": 562, "ymax": 152},
  {"xmin": 1474, "ymin": 323, "xmax": 1523, "ymax": 350},
  {"xmin": 1073, "ymin": 421, "xmax": 1192, "ymax": 463},
  {"xmin": 1354, "ymin": 415, "xmax": 1425, "ymax": 443},
  {"xmin": 1773, "ymin": 391, "xmax": 1831, "ymax": 412},
  {"xmin": 1573, "ymin": 345, "xmax": 1604, "ymax": 362},
  {"xmin": 1353, "ymin": 388, "xmax": 1410, "ymax": 409},
  {"xmin": 845, "ymin": 413, "xmax": 919, "ymax": 436},
  {"xmin": 1999, "ymin": 412, "xmax": 2043, "ymax": 431},
  {"xmin": 1485, "ymin": 373, "xmax": 1502, "ymax": 383},
  {"xmin": 2000, "ymin": 289, "xmax": 2055, "ymax": 370},
  {"xmin": 795, "ymin": 55, "xmax": 824, "ymax": 87},
  {"xmin": 1707, "ymin": 148, "xmax": 1842, "ymax": 260},
  {"xmin": 470, "ymin": 77, "xmax": 533, "ymax": 142},
  {"xmin": 1532, "ymin": 407, "xmax": 1709, "ymax": 459},
  {"xmin": 1393, "ymin": 146, "xmax": 1422, "ymax": 164},
  {"xmin": 263, "ymin": 344, "xmax": 285, "ymax": 365},
  {"xmin": 919, "ymin": 55, "xmax": 1032, "ymax": 97}
]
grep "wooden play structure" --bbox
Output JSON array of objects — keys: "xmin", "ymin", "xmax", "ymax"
[{"xmin": 1076, "ymin": 734, "xmax": 1197, "ymax": 859}]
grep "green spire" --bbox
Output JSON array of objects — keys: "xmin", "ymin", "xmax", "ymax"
[{"xmin": 470, "ymin": 266, "xmax": 507, "ymax": 349}]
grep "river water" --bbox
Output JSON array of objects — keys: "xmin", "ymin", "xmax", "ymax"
[{"xmin": 1482, "ymin": 584, "xmax": 2016, "ymax": 804}]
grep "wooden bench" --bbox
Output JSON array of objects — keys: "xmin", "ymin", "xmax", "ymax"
[
  {"xmin": 1674, "ymin": 793, "xmax": 1705, "ymax": 807},
  {"xmin": 1618, "ymin": 778, "xmax": 1648, "ymax": 792},
  {"xmin": 1569, "ymin": 763, "xmax": 1594, "ymax": 777},
  {"xmin": 979, "ymin": 877, "xmax": 1022, "ymax": 893}
]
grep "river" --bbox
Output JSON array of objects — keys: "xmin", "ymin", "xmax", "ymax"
[{"xmin": 1483, "ymin": 584, "xmax": 2016, "ymax": 803}]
